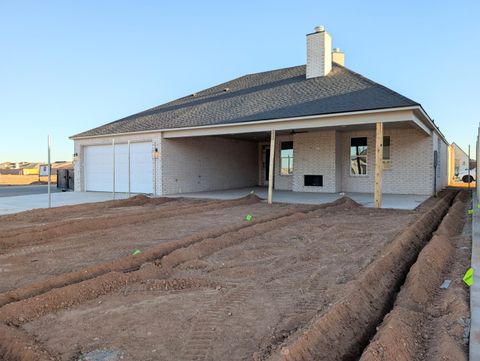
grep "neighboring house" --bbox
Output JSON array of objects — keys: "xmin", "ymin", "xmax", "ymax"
[
  {"xmin": 452, "ymin": 142, "xmax": 470, "ymax": 176},
  {"xmin": 21, "ymin": 163, "xmax": 41, "ymax": 175},
  {"xmin": 0, "ymin": 162, "xmax": 16, "ymax": 170},
  {"xmin": 71, "ymin": 26, "xmax": 448, "ymax": 200}
]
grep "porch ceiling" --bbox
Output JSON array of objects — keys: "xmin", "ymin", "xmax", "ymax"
[
  {"xmin": 212, "ymin": 120, "xmax": 418, "ymax": 141},
  {"xmin": 162, "ymin": 108, "xmax": 431, "ymax": 139}
]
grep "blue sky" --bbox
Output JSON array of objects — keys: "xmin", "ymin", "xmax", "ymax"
[{"xmin": 0, "ymin": 0, "xmax": 479, "ymax": 162}]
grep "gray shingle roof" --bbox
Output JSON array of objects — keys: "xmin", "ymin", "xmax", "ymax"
[{"xmin": 72, "ymin": 64, "xmax": 419, "ymax": 138}]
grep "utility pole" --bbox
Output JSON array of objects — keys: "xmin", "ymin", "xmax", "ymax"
[{"xmin": 48, "ymin": 135, "xmax": 51, "ymax": 208}]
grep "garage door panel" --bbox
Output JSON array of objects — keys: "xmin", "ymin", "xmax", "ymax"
[{"xmin": 85, "ymin": 145, "xmax": 114, "ymax": 192}]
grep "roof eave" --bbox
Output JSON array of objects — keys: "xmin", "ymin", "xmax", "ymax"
[{"xmin": 71, "ymin": 105, "xmax": 425, "ymax": 140}]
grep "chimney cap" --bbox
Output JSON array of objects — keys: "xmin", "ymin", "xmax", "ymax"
[
  {"xmin": 314, "ymin": 25, "xmax": 325, "ymax": 33},
  {"xmin": 333, "ymin": 47, "xmax": 341, "ymax": 53}
]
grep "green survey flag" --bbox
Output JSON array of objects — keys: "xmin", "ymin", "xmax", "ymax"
[
  {"xmin": 463, "ymin": 267, "xmax": 474, "ymax": 287},
  {"xmin": 131, "ymin": 249, "xmax": 141, "ymax": 256}
]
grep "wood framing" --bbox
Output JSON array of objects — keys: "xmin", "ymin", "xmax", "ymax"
[
  {"xmin": 374, "ymin": 122, "xmax": 383, "ymax": 208},
  {"xmin": 268, "ymin": 130, "xmax": 276, "ymax": 204}
]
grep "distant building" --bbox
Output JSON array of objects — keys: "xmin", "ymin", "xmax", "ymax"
[{"xmin": 452, "ymin": 143, "xmax": 470, "ymax": 175}]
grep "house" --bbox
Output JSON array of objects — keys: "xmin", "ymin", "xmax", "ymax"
[
  {"xmin": 451, "ymin": 142, "xmax": 470, "ymax": 176},
  {"xmin": 71, "ymin": 26, "xmax": 448, "ymax": 206}
]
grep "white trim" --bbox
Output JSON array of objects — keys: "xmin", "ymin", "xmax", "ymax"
[
  {"xmin": 71, "ymin": 106, "xmax": 425, "ymax": 140},
  {"xmin": 163, "ymin": 110, "xmax": 422, "ymax": 139}
]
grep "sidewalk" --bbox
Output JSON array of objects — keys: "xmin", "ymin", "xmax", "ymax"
[
  {"xmin": 0, "ymin": 192, "xmax": 128, "ymax": 215},
  {"xmin": 471, "ymin": 191, "xmax": 480, "ymax": 359}
]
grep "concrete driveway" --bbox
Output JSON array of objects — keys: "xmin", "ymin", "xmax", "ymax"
[
  {"xmin": 0, "ymin": 184, "xmax": 58, "ymax": 197},
  {"xmin": 0, "ymin": 192, "xmax": 128, "ymax": 215}
]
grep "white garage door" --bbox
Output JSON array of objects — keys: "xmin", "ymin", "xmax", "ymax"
[{"xmin": 84, "ymin": 142, "xmax": 153, "ymax": 194}]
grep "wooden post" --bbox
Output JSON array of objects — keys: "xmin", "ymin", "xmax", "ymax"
[
  {"xmin": 127, "ymin": 140, "xmax": 131, "ymax": 198},
  {"xmin": 112, "ymin": 138, "xmax": 116, "ymax": 200},
  {"xmin": 448, "ymin": 144, "xmax": 455, "ymax": 186},
  {"xmin": 374, "ymin": 122, "xmax": 383, "ymax": 208},
  {"xmin": 267, "ymin": 130, "xmax": 276, "ymax": 204}
]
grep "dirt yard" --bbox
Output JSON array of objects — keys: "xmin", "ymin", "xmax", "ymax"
[
  {"xmin": 0, "ymin": 174, "xmax": 57, "ymax": 185},
  {"xmin": 0, "ymin": 191, "xmax": 471, "ymax": 361}
]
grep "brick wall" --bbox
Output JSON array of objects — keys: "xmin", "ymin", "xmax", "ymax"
[
  {"xmin": 292, "ymin": 130, "xmax": 339, "ymax": 193},
  {"xmin": 340, "ymin": 127, "xmax": 434, "ymax": 195},
  {"xmin": 161, "ymin": 136, "xmax": 258, "ymax": 195},
  {"xmin": 274, "ymin": 134, "xmax": 294, "ymax": 190}
]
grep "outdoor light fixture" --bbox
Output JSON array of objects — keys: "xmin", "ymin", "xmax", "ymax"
[{"xmin": 153, "ymin": 147, "xmax": 160, "ymax": 159}]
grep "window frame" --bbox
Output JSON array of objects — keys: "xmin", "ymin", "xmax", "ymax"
[
  {"xmin": 280, "ymin": 141, "xmax": 294, "ymax": 176},
  {"xmin": 349, "ymin": 136, "xmax": 368, "ymax": 176}
]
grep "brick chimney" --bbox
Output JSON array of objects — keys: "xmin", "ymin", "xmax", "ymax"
[
  {"xmin": 332, "ymin": 47, "xmax": 345, "ymax": 66},
  {"xmin": 306, "ymin": 25, "xmax": 332, "ymax": 79}
]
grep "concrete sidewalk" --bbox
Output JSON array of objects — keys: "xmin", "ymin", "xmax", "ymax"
[
  {"xmin": 0, "ymin": 192, "xmax": 128, "ymax": 215},
  {"xmin": 168, "ymin": 187, "xmax": 428, "ymax": 210},
  {"xmin": 471, "ymin": 192, "xmax": 480, "ymax": 359}
]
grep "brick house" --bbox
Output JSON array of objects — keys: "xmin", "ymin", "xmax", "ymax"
[{"xmin": 70, "ymin": 26, "xmax": 448, "ymax": 204}]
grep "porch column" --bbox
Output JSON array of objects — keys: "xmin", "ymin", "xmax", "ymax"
[
  {"xmin": 268, "ymin": 130, "xmax": 276, "ymax": 204},
  {"xmin": 448, "ymin": 144, "xmax": 455, "ymax": 186},
  {"xmin": 374, "ymin": 122, "xmax": 383, "ymax": 208}
]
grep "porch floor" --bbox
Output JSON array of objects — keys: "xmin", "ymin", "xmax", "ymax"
[{"xmin": 167, "ymin": 187, "xmax": 429, "ymax": 210}]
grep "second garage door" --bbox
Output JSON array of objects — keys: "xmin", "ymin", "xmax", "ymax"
[{"xmin": 84, "ymin": 142, "xmax": 153, "ymax": 194}]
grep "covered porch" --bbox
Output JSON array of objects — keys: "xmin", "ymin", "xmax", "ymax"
[
  {"xmin": 166, "ymin": 186, "xmax": 428, "ymax": 210},
  {"xmin": 160, "ymin": 106, "xmax": 439, "ymax": 207}
]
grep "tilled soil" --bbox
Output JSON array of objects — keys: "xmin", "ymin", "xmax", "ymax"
[
  {"xmin": 17, "ymin": 198, "xmax": 417, "ymax": 361},
  {"xmin": 0, "ymin": 191, "xmax": 471, "ymax": 361},
  {"xmin": 0, "ymin": 195, "xmax": 303, "ymax": 293}
]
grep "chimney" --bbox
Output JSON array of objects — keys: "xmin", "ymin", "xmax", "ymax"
[
  {"xmin": 332, "ymin": 48, "xmax": 345, "ymax": 66},
  {"xmin": 306, "ymin": 25, "xmax": 332, "ymax": 79}
]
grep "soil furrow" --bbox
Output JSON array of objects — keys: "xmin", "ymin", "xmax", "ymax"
[
  {"xmin": 358, "ymin": 190, "xmax": 469, "ymax": 361},
  {"xmin": 0, "ymin": 202, "xmax": 314, "ymax": 308},
  {"xmin": 0, "ymin": 196, "xmax": 259, "ymax": 253},
  {"xmin": 262, "ymin": 190, "xmax": 457, "ymax": 361}
]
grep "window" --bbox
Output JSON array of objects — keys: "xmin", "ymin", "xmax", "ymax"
[
  {"xmin": 350, "ymin": 137, "xmax": 367, "ymax": 175},
  {"xmin": 383, "ymin": 136, "xmax": 391, "ymax": 169},
  {"xmin": 280, "ymin": 141, "xmax": 293, "ymax": 175}
]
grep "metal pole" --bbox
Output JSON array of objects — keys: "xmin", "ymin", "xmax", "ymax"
[
  {"xmin": 128, "ymin": 140, "xmax": 131, "ymax": 198},
  {"xmin": 112, "ymin": 138, "xmax": 116, "ymax": 200},
  {"xmin": 468, "ymin": 145, "xmax": 471, "ymax": 194},
  {"xmin": 48, "ymin": 135, "xmax": 51, "ymax": 208},
  {"xmin": 477, "ymin": 125, "xmax": 480, "ymax": 202}
]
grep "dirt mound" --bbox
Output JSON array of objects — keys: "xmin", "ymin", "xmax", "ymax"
[
  {"xmin": 330, "ymin": 196, "xmax": 361, "ymax": 209},
  {"xmin": 108, "ymin": 195, "xmax": 171, "ymax": 208},
  {"xmin": 264, "ymin": 190, "xmax": 456, "ymax": 361}
]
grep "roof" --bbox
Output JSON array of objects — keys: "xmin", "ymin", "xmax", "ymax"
[{"xmin": 72, "ymin": 63, "xmax": 419, "ymax": 138}]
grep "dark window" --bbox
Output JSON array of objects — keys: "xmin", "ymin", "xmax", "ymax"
[
  {"xmin": 383, "ymin": 136, "xmax": 391, "ymax": 169},
  {"xmin": 280, "ymin": 141, "xmax": 294, "ymax": 175},
  {"xmin": 304, "ymin": 175, "xmax": 323, "ymax": 187},
  {"xmin": 350, "ymin": 137, "xmax": 367, "ymax": 175}
]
